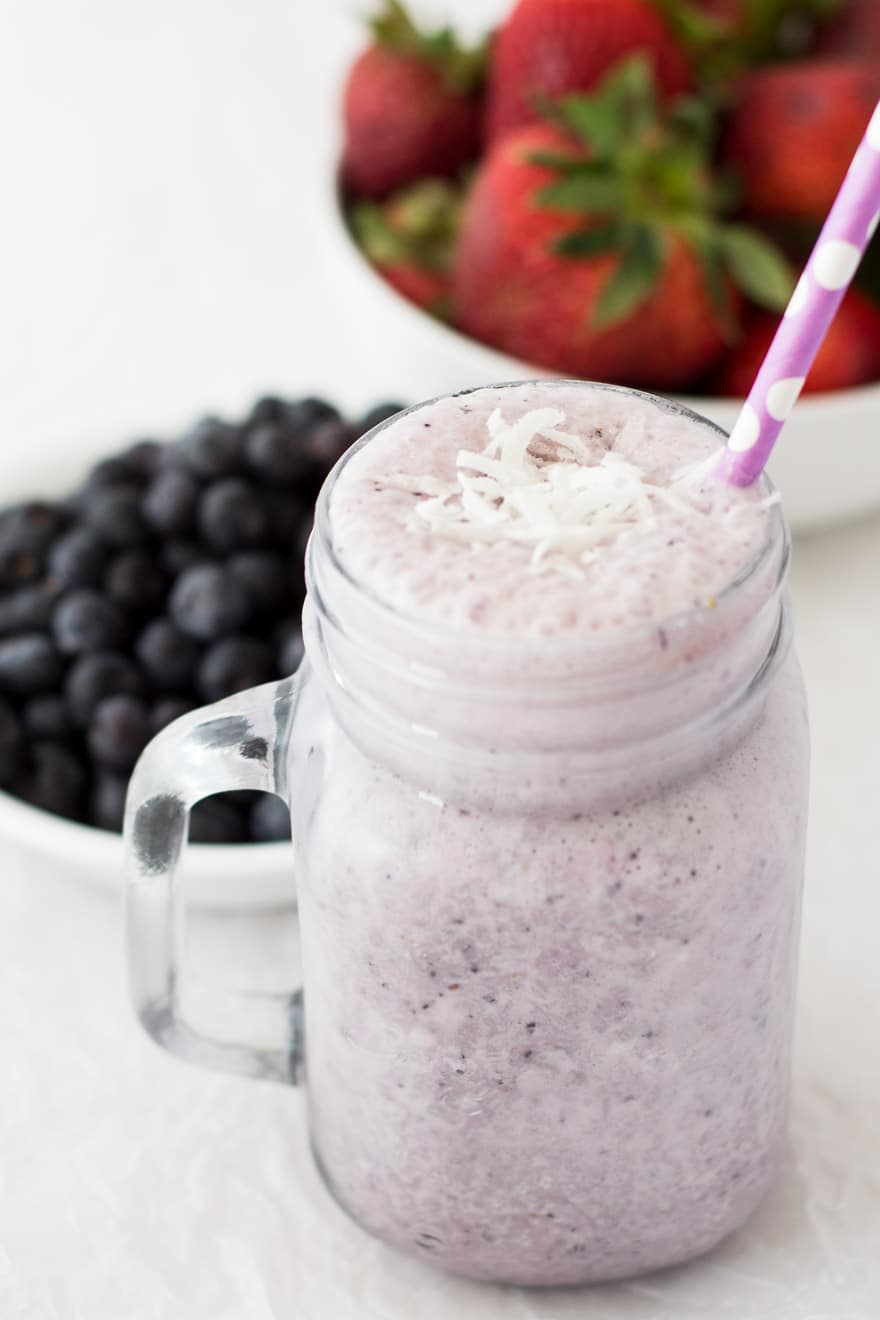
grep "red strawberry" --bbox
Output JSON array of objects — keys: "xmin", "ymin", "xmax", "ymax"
[
  {"xmin": 454, "ymin": 59, "xmax": 794, "ymax": 389},
  {"xmin": 724, "ymin": 60, "xmax": 880, "ymax": 222},
  {"xmin": 351, "ymin": 180, "xmax": 460, "ymax": 318},
  {"xmin": 343, "ymin": 1, "xmax": 484, "ymax": 198},
  {"xmin": 377, "ymin": 262, "xmax": 451, "ymax": 313},
  {"xmin": 487, "ymin": 0, "xmax": 691, "ymax": 144},
  {"xmin": 714, "ymin": 290, "xmax": 880, "ymax": 395},
  {"xmin": 817, "ymin": 0, "xmax": 880, "ymax": 56}
]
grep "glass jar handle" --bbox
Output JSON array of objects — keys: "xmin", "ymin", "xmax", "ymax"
[{"xmin": 124, "ymin": 674, "xmax": 302, "ymax": 1084}]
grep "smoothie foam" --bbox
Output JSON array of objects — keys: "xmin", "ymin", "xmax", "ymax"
[{"xmin": 297, "ymin": 383, "xmax": 808, "ymax": 1285}]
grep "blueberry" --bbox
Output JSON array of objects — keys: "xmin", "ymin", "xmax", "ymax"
[
  {"xmin": 197, "ymin": 636, "xmax": 274, "ymax": 702},
  {"xmin": 53, "ymin": 589, "xmax": 126, "ymax": 655},
  {"xmin": 357, "ymin": 401, "xmax": 407, "ymax": 434},
  {"xmin": 249, "ymin": 793, "xmax": 291, "ymax": 843},
  {"xmin": 175, "ymin": 417, "xmax": 242, "ymax": 478},
  {"xmin": 82, "ymin": 485, "xmax": 150, "ymax": 547},
  {"xmin": 65, "ymin": 651, "xmax": 143, "ymax": 725},
  {"xmin": 0, "ymin": 697, "xmax": 22, "ymax": 787},
  {"xmin": 17, "ymin": 741, "xmax": 85, "ymax": 820},
  {"xmin": 160, "ymin": 538, "xmax": 204, "ymax": 577},
  {"xmin": 276, "ymin": 622, "xmax": 305, "ymax": 677},
  {"xmin": 285, "ymin": 397, "xmax": 339, "ymax": 435},
  {"xmin": 246, "ymin": 395, "xmax": 288, "ymax": 427},
  {"xmin": 0, "ymin": 582, "xmax": 61, "ymax": 637},
  {"xmin": 189, "ymin": 796, "xmax": 248, "ymax": 844},
  {"xmin": 105, "ymin": 551, "xmax": 167, "ymax": 613},
  {"xmin": 149, "ymin": 696, "xmax": 194, "ymax": 736},
  {"xmin": 22, "ymin": 694, "xmax": 76, "ymax": 741},
  {"xmin": 0, "ymin": 502, "xmax": 66, "ymax": 586},
  {"xmin": 90, "ymin": 770, "xmax": 129, "ymax": 832},
  {"xmin": 83, "ymin": 456, "xmax": 135, "ymax": 491},
  {"xmin": 88, "ymin": 694, "xmax": 150, "ymax": 770},
  {"xmin": 142, "ymin": 468, "xmax": 201, "ymax": 536},
  {"xmin": 244, "ymin": 422, "xmax": 309, "ymax": 484},
  {"xmin": 123, "ymin": 439, "xmax": 163, "ymax": 479},
  {"xmin": 262, "ymin": 491, "xmax": 311, "ymax": 553},
  {"xmin": 169, "ymin": 564, "xmax": 250, "ymax": 641},
  {"xmin": 0, "ymin": 634, "xmax": 63, "ymax": 694},
  {"xmin": 135, "ymin": 618, "xmax": 199, "ymax": 690},
  {"xmin": 302, "ymin": 419, "xmax": 355, "ymax": 474},
  {"xmin": 227, "ymin": 551, "xmax": 288, "ymax": 613},
  {"xmin": 46, "ymin": 526, "xmax": 108, "ymax": 588},
  {"xmin": 198, "ymin": 478, "xmax": 269, "ymax": 553}
]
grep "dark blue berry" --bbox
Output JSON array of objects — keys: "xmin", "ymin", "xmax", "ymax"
[
  {"xmin": 105, "ymin": 552, "xmax": 166, "ymax": 613},
  {"xmin": 246, "ymin": 395, "xmax": 288, "ymax": 427},
  {"xmin": 0, "ymin": 502, "xmax": 66, "ymax": 586},
  {"xmin": 169, "ymin": 563, "xmax": 250, "ymax": 641},
  {"xmin": 82, "ymin": 485, "xmax": 150, "ymax": 547},
  {"xmin": 88, "ymin": 694, "xmax": 150, "ymax": 770},
  {"xmin": 90, "ymin": 770, "xmax": 129, "ymax": 832},
  {"xmin": 53, "ymin": 589, "xmax": 126, "ymax": 655},
  {"xmin": 160, "ymin": 538, "xmax": 204, "ymax": 577},
  {"xmin": 0, "ymin": 582, "xmax": 61, "ymax": 636},
  {"xmin": 0, "ymin": 634, "xmax": 63, "ymax": 694},
  {"xmin": 149, "ymin": 696, "xmax": 193, "ymax": 736},
  {"xmin": 197, "ymin": 636, "xmax": 274, "ymax": 702},
  {"xmin": 357, "ymin": 401, "xmax": 406, "ymax": 434},
  {"xmin": 175, "ymin": 418, "xmax": 242, "ymax": 478},
  {"xmin": 285, "ymin": 397, "xmax": 339, "ymax": 435},
  {"xmin": 47, "ymin": 526, "xmax": 107, "ymax": 588},
  {"xmin": 227, "ymin": 551, "xmax": 288, "ymax": 613},
  {"xmin": 17, "ymin": 741, "xmax": 85, "ymax": 820},
  {"xmin": 83, "ymin": 456, "xmax": 134, "ymax": 491},
  {"xmin": 189, "ymin": 796, "xmax": 248, "ymax": 844},
  {"xmin": 0, "ymin": 697, "xmax": 21, "ymax": 787},
  {"xmin": 142, "ymin": 468, "xmax": 201, "ymax": 536},
  {"xmin": 302, "ymin": 419, "xmax": 355, "ymax": 474},
  {"xmin": 65, "ymin": 651, "xmax": 144, "ymax": 725},
  {"xmin": 123, "ymin": 439, "xmax": 163, "ymax": 478},
  {"xmin": 250, "ymin": 793, "xmax": 291, "ymax": 843},
  {"xmin": 135, "ymin": 618, "xmax": 199, "ymax": 690},
  {"xmin": 245, "ymin": 423, "xmax": 309, "ymax": 484},
  {"xmin": 198, "ymin": 478, "xmax": 269, "ymax": 553},
  {"xmin": 22, "ymin": 694, "xmax": 76, "ymax": 741}
]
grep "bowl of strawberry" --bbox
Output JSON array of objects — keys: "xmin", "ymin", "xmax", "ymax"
[{"xmin": 328, "ymin": 0, "xmax": 880, "ymax": 529}]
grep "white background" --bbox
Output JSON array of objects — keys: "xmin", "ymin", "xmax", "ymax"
[{"xmin": 1, "ymin": 2, "xmax": 879, "ymax": 1317}]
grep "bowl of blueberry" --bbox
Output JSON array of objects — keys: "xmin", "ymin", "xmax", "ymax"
[{"xmin": 0, "ymin": 393, "xmax": 403, "ymax": 908}]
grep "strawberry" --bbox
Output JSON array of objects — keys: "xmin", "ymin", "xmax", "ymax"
[
  {"xmin": 656, "ymin": 1, "xmax": 849, "ymax": 79},
  {"xmin": 724, "ymin": 60, "xmax": 880, "ymax": 222},
  {"xmin": 817, "ymin": 0, "xmax": 880, "ymax": 56},
  {"xmin": 351, "ymin": 179, "xmax": 461, "ymax": 317},
  {"xmin": 487, "ymin": 0, "xmax": 691, "ymax": 144},
  {"xmin": 714, "ymin": 289, "xmax": 880, "ymax": 395},
  {"xmin": 342, "ymin": 0, "xmax": 484, "ymax": 198},
  {"xmin": 454, "ymin": 58, "xmax": 793, "ymax": 389}
]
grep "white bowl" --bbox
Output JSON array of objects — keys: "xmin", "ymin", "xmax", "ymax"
[
  {"xmin": 321, "ymin": 171, "xmax": 880, "ymax": 532},
  {"xmin": 0, "ymin": 423, "xmax": 294, "ymax": 910}
]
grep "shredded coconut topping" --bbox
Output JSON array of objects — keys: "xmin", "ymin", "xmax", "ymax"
[{"xmin": 376, "ymin": 408, "xmax": 768, "ymax": 575}]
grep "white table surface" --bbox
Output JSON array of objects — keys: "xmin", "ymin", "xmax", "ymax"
[{"xmin": 1, "ymin": 3, "xmax": 879, "ymax": 1317}]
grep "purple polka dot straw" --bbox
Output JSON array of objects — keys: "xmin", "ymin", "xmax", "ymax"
[{"xmin": 716, "ymin": 99, "xmax": 880, "ymax": 488}]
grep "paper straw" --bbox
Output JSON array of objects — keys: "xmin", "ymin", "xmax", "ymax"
[{"xmin": 716, "ymin": 99, "xmax": 880, "ymax": 487}]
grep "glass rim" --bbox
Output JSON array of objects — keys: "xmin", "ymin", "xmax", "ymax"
[{"xmin": 311, "ymin": 380, "xmax": 789, "ymax": 654}]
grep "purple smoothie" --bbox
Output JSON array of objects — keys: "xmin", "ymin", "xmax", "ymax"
[{"xmin": 295, "ymin": 383, "xmax": 809, "ymax": 1285}]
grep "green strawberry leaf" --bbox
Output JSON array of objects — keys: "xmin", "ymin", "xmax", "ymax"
[
  {"xmin": 593, "ymin": 226, "xmax": 665, "ymax": 327},
  {"xmin": 555, "ymin": 222, "xmax": 621, "ymax": 258},
  {"xmin": 718, "ymin": 226, "xmax": 796, "ymax": 310},
  {"xmin": 538, "ymin": 171, "xmax": 623, "ymax": 214},
  {"xmin": 555, "ymin": 94, "xmax": 624, "ymax": 159},
  {"xmin": 370, "ymin": 0, "xmax": 486, "ymax": 93}
]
